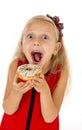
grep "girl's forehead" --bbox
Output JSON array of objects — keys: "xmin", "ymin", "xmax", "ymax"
[
  {"xmin": 24, "ymin": 19, "xmax": 56, "ymax": 34},
  {"xmin": 28, "ymin": 18, "xmax": 54, "ymax": 25}
]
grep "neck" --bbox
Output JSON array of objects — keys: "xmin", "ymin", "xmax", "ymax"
[{"xmin": 42, "ymin": 55, "xmax": 55, "ymax": 75}]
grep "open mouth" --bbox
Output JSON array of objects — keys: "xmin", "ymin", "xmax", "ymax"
[{"xmin": 31, "ymin": 51, "xmax": 43, "ymax": 63}]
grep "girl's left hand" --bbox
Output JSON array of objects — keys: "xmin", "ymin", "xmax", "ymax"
[{"xmin": 32, "ymin": 75, "xmax": 50, "ymax": 93}]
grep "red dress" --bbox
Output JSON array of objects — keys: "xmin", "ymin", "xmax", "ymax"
[{"xmin": 1, "ymin": 60, "xmax": 61, "ymax": 130}]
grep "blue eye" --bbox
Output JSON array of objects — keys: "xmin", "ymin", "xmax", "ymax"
[
  {"xmin": 42, "ymin": 35, "xmax": 48, "ymax": 40},
  {"xmin": 27, "ymin": 34, "xmax": 33, "ymax": 39}
]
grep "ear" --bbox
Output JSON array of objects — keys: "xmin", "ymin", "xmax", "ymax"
[{"xmin": 53, "ymin": 42, "xmax": 62, "ymax": 55}]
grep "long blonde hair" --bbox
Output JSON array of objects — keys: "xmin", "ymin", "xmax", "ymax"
[
  {"xmin": 13, "ymin": 15, "xmax": 69, "ymax": 69},
  {"xmin": 13, "ymin": 15, "xmax": 69, "ymax": 71},
  {"xmin": 12, "ymin": 15, "xmax": 70, "ymax": 92}
]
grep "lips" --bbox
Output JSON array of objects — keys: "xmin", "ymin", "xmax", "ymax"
[{"xmin": 31, "ymin": 51, "xmax": 43, "ymax": 63}]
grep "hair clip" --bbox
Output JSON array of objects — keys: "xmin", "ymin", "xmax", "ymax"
[{"xmin": 46, "ymin": 14, "xmax": 64, "ymax": 41}]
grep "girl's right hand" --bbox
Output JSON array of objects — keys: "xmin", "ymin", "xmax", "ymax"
[{"xmin": 12, "ymin": 74, "xmax": 34, "ymax": 95}]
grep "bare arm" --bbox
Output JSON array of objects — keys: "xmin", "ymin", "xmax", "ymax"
[
  {"xmin": 2, "ymin": 59, "xmax": 22, "ymax": 114},
  {"xmin": 2, "ymin": 59, "xmax": 33, "ymax": 115},
  {"xmin": 33, "ymin": 68, "xmax": 68, "ymax": 122}
]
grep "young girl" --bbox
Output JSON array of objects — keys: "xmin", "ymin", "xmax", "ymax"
[{"xmin": 1, "ymin": 14, "xmax": 69, "ymax": 130}]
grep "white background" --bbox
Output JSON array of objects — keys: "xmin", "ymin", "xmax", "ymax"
[{"xmin": 0, "ymin": 0, "xmax": 82, "ymax": 129}]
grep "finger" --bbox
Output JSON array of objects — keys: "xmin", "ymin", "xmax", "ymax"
[
  {"xmin": 21, "ymin": 83, "xmax": 34, "ymax": 93},
  {"xmin": 40, "ymin": 74, "xmax": 44, "ymax": 78},
  {"xmin": 33, "ymin": 76, "xmax": 43, "ymax": 83},
  {"xmin": 33, "ymin": 80, "xmax": 40, "ymax": 87},
  {"xmin": 22, "ymin": 80, "xmax": 32, "ymax": 88}
]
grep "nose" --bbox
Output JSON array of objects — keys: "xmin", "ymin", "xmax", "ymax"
[{"xmin": 33, "ymin": 41, "xmax": 40, "ymax": 46}]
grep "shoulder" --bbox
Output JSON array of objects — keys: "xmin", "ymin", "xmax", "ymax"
[
  {"xmin": 52, "ymin": 64, "xmax": 69, "ymax": 82},
  {"xmin": 9, "ymin": 58, "xmax": 18, "ymax": 69},
  {"xmin": 9, "ymin": 58, "xmax": 26, "ymax": 73},
  {"xmin": 55, "ymin": 67, "xmax": 69, "ymax": 90},
  {"xmin": 9, "ymin": 57, "xmax": 27, "ymax": 77},
  {"xmin": 60, "ymin": 67, "xmax": 69, "ymax": 84},
  {"xmin": 8, "ymin": 58, "xmax": 19, "ymax": 77}
]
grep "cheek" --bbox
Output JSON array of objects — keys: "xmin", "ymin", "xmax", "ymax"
[
  {"xmin": 22, "ymin": 45, "xmax": 29, "ymax": 57},
  {"xmin": 22, "ymin": 41, "xmax": 29, "ymax": 51},
  {"xmin": 46, "ymin": 46, "xmax": 55, "ymax": 54},
  {"xmin": 22, "ymin": 42, "xmax": 31, "ymax": 57},
  {"xmin": 44, "ymin": 50, "xmax": 53, "ymax": 61}
]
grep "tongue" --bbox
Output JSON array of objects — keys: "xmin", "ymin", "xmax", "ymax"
[{"xmin": 33, "ymin": 53, "xmax": 41, "ymax": 62}]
